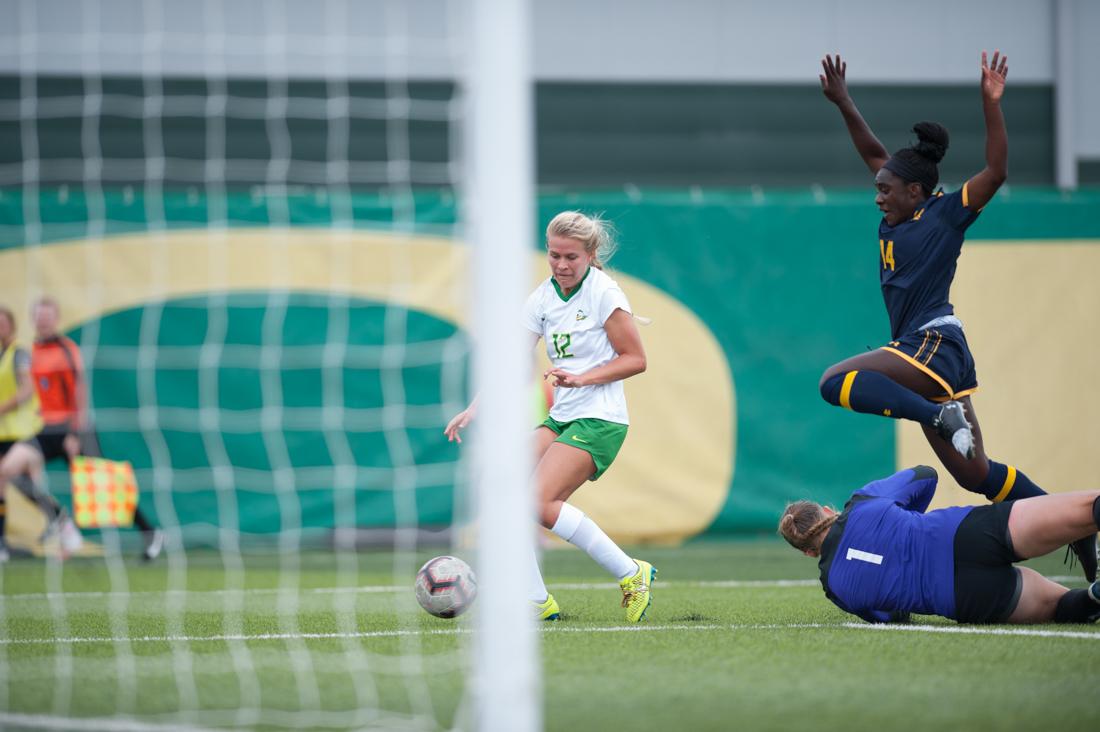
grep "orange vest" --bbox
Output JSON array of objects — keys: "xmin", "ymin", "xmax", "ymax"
[{"xmin": 31, "ymin": 336, "xmax": 84, "ymax": 428}]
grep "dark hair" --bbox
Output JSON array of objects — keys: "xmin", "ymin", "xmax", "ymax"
[
  {"xmin": 884, "ymin": 121, "xmax": 950, "ymax": 196},
  {"xmin": 778, "ymin": 500, "xmax": 838, "ymax": 552}
]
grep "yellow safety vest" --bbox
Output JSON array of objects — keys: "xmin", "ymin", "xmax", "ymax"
[{"xmin": 0, "ymin": 342, "xmax": 43, "ymax": 441}]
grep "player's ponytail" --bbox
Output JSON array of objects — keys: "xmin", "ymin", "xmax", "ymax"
[
  {"xmin": 912, "ymin": 121, "xmax": 949, "ymax": 164},
  {"xmin": 883, "ymin": 121, "xmax": 950, "ymax": 197},
  {"xmin": 778, "ymin": 501, "xmax": 838, "ymax": 553}
]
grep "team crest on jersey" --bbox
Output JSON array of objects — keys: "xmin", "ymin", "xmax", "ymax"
[{"xmin": 575, "ymin": 310, "xmax": 588, "ymax": 322}]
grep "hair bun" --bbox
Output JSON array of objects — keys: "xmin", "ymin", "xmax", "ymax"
[{"xmin": 912, "ymin": 121, "xmax": 949, "ymax": 164}]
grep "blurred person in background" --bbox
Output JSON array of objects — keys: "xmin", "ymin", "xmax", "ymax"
[
  {"xmin": 815, "ymin": 51, "xmax": 1096, "ymax": 581},
  {"xmin": 0, "ymin": 305, "xmax": 78, "ymax": 561},
  {"xmin": 30, "ymin": 296, "xmax": 164, "ymax": 561}
]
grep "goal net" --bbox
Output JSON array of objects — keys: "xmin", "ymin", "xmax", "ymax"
[{"xmin": 0, "ymin": 0, "xmax": 536, "ymax": 729}]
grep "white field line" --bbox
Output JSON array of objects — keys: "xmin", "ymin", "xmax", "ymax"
[
  {"xmin": 0, "ymin": 578, "xmax": 821, "ymax": 602},
  {"xmin": 2, "ymin": 575, "xmax": 1087, "ymax": 602},
  {"xmin": 4, "ymin": 575, "xmax": 1088, "ymax": 602},
  {"xmin": 0, "ymin": 711, "xmax": 215, "ymax": 732},
  {"xmin": 1, "ymin": 621, "xmax": 1097, "ymax": 647},
  {"xmin": 844, "ymin": 622, "xmax": 1100, "ymax": 640}
]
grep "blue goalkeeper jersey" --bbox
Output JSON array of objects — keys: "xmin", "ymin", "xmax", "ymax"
[
  {"xmin": 817, "ymin": 466, "xmax": 974, "ymax": 623},
  {"xmin": 878, "ymin": 184, "xmax": 981, "ymax": 340}
]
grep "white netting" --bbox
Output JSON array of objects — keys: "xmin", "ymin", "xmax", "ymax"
[{"xmin": 0, "ymin": 1, "xmax": 532, "ymax": 729}]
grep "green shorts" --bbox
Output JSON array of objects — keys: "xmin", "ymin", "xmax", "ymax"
[{"xmin": 539, "ymin": 416, "xmax": 628, "ymax": 481}]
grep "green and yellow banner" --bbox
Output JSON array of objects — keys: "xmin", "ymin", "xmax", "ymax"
[{"xmin": 1, "ymin": 187, "xmax": 1098, "ymax": 541}]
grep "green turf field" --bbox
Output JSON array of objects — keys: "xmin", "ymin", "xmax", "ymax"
[{"xmin": 1, "ymin": 541, "xmax": 1097, "ymax": 731}]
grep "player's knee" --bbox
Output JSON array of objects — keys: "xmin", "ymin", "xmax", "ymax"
[
  {"xmin": 819, "ymin": 370, "xmax": 845, "ymax": 406},
  {"xmin": 537, "ymin": 501, "xmax": 561, "ymax": 530}
]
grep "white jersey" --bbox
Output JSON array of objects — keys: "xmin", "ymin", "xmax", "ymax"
[{"xmin": 522, "ymin": 267, "xmax": 632, "ymax": 425}]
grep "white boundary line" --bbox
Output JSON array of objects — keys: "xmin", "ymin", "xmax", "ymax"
[
  {"xmin": 2, "ymin": 575, "xmax": 1087, "ymax": 601},
  {"xmin": 0, "ymin": 578, "xmax": 823, "ymax": 601},
  {"xmin": 0, "ymin": 712, "xmax": 214, "ymax": 732},
  {"xmin": 1, "ymin": 621, "xmax": 1096, "ymax": 647}
]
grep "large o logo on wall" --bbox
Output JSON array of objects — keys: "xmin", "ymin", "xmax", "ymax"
[{"xmin": 1, "ymin": 229, "xmax": 734, "ymax": 541}]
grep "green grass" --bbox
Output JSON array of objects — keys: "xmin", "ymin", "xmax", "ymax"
[{"xmin": 1, "ymin": 541, "xmax": 1098, "ymax": 731}]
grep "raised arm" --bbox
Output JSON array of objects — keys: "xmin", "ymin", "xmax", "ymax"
[
  {"xmin": 962, "ymin": 50, "xmax": 1008, "ymax": 211},
  {"xmin": 820, "ymin": 54, "xmax": 889, "ymax": 175}
]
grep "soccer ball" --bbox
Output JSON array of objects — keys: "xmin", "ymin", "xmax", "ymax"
[{"xmin": 414, "ymin": 555, "xmax": 478, "ymax": 618}]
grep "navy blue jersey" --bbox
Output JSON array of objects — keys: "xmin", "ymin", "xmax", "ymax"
[
  {"xmin": 818, "ymin": 466, "xmax": 974, "ymax": 623},
  {"xmin": 878, "ymin": 184, "xmax": 980, "ymax": 340}
]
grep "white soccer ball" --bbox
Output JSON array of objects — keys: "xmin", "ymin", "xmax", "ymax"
[{"xmin": 414, "ymin": 555, "xmax": 478, "ymax": 618}]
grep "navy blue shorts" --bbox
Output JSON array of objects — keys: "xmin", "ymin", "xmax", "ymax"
[{"xmin": 881, "ymin": 323, "xmax": 978, "ymax": 402}]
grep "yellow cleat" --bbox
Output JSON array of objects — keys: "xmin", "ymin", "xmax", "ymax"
[
  {"xmin": 619, "ymin": 559, "xmax": 656, "ymax": 623},
  {"xmin": 534, "ymin": 593, "xmax": 561, "ymax": 621}
]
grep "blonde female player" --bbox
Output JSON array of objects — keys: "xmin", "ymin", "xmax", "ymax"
[{"xmin": 445, "ymin": 211, "xmax": 656, "ymax": 623}]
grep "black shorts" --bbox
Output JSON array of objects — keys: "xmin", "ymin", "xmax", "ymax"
[
  {"xmin": 953, "ymin": 502, "xmax": 1023, "ymax": 623},
  {"xmin": 30, "ymin": 431, "xmax": 72, "ymax": 464},
  {"xmin": 882, "ymin": 323, "xmax": 978, "ymax": 402},
  {"xmin": 26, "ymin": 428, "xmax": 101, "ymax": 465}
]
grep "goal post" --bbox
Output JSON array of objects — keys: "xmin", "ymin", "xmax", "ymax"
[{"xmin": 465, "ymin": 0, "xmax": 540, "ymax": 730}]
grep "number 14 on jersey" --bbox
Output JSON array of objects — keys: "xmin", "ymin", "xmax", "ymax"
[{"xmin": 880, "ymin": 239, "xmax": 895, "ymax": 271}]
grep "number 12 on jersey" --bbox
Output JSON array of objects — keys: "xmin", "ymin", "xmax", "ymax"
[{"xmin": 551, "ymin": 332, "xmax": 574, "ymax": 359}]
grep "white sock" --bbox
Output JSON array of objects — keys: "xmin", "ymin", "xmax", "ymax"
[
  {"xmin": 551, "ymin": 503, "xmax": 637, "ymax": 580},
  {"xmin": 527, "ymin": 539, "xmax": 549, "ymax": 604}
]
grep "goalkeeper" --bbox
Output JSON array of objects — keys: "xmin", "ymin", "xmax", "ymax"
[{"xmin": 779, "ymin": 466, "xmax": 1100, "ymax": 625}]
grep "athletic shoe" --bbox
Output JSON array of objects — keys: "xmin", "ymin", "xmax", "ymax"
[
  {"xmin": 533, "ymin": 594, "xmax": 561, "ymax": 621},
  {"xmin": 59, "ymin": 517, "xmax": 83, "ymax": 554},
  {"xmin": 1087, "ymin": 581, "xmax": 1100, "ymax": 623},
  {"xmin": 0, "ymin": 541, "xmax": 9, "ymax": 563},
  {"xmin": 142, "ymin": 529, "xmax": 165, "ymax": 562},
  {"xmin": 1066, "ymin": 534, "xmax": 1098, "ymax": 583},
  {"xmin": 933, "ymin": 401, "xmax": 975, "ymax": 459},
  {"xmin": 39, "ymin": 511, "xmax": 64, "ymax": 544},
  {"xmin": 619, "ymin": 559, "xmax": 657, "ymax": 623}
]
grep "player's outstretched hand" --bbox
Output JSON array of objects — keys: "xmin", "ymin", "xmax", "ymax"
[
  {"xmin": 545, "ymin": 368, "xmax": 585, "ymax": 389},
  {"xmin": 980, "ymin": 50, "xmax": 1008, "ymax": 104},
  {"xmin": 820, "ymin": 54, "xmax": 851, "ymax": 105},
  {"xmin": 444, "ymin": 407, "xmax": 475, "ymax": 443},
  {"xmin": 63, "ymin": 433, "xmax": 81, "ymax": 460}
]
